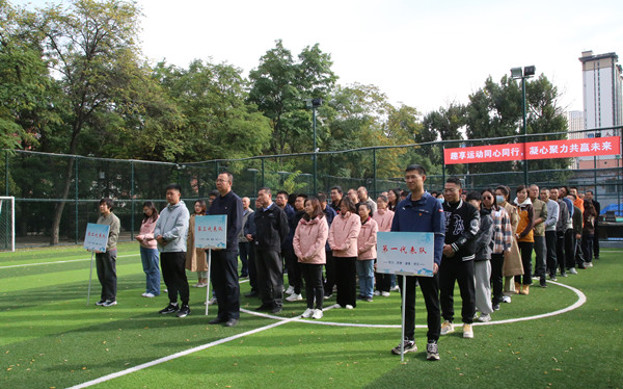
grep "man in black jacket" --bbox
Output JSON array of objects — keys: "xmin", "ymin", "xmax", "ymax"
[
  {"xmin": 439, "ymin": 177, "xmax": 480, "ymax": 339},
  {"xmin": 254, "ymin": 187, "xmax": 290, "ymax": 314}
]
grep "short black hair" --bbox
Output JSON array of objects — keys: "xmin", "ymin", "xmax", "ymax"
[
  {"xmin": 466, "ymin": 191, "xmax": 482, "ymax": 202},
  {"xmin": 99, "ymin": 198, "xmax": 114, "ymax": 211},
  {"xmin": 209, "ymin": 190, "xmax": 219, "ymax": 198},
  {"xmin": 296, "ymin": 193, "xmax": 308, "ymax": 200},
  {"xmin": 276, "ymin": 190, "xmax": 288, "ymax": 197},
  {"xmin": 316, "ymin": 192, "xmax": 328, "ymax": 203},
  {"xmin": 405, "ymin": 164, "xmax": 426, "ymax": 176},
  {"xmin": 259, "ymin": 187, "xmax": 272, "ymax": 196},
  {"xmin": 330, "ymin": 186, "xmax": 343, "ymax": 194},
  {"xmin": 166, "ymin": 183, "xmax": 182, "ymax": 193},
  {"xmin": 446, "ymin": 177, "xmax": 462, "ymax": 188}
]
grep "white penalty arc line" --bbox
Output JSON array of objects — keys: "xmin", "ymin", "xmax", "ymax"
[
  {"xmin": 0, "ymin": 254, "xmax": 140, "ymax": 269},
  {"xmin": 242, "ymin": 280, "xmax": 587, "ymax": 329},
  {"xmin": 67, "ymin": 305, "xmax": 340, "ymax": 389}
]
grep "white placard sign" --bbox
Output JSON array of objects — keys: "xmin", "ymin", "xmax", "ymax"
[
  {"xmin": 83, "ymin": 223, "xmax": 110, "ymax": 252},
  {"xmin": 376, "ymin": 232, "xmax": 435, "ymax": 277},
  {"xmin": 195, "ymin": 215, "xmax": 227, "ymax": 249}
]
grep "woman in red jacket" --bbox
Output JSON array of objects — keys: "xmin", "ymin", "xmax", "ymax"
[
  {"xmin": 328, "ymin": 196, "xmax": 361, "ymax": 309},
  {"xmin": 293, "ymin": 197, "xmax": 329, "ymax": 319}
]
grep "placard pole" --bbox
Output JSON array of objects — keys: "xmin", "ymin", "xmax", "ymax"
[
  {"xmin": 87, "ymin": 251, "xmax": 95, "ymax": 306},
  {"xmin": 400, "ymin": 274, "xmax": 407, "ymax": 362},
  {"xmin": 205, "ymin": 249, "xmax": 212, "ymax": 316}
]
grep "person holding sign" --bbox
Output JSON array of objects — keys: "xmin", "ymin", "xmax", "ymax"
[
  {"xmin": 154, "ymin": 184, "xmax": 191, "ymax": 318},
  {"xmin": 208, "ymin": 172, "xmax": 243, "ymax": 327},
  {"xmin": 390, "ymin": 164, "xmax": 445, "ymax": 361},
  {"xmin": 95, "ymin": 198, "xmax": 120, "ymax": 307}
]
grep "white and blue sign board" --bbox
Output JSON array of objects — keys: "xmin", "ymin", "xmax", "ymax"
[
  {"xmin": 195, "ymin": 215, "xmax": 227, "ymax": 249},
  {"xmin": 83, "ymin": 223, "xmax": 110, "ymax": 252},
  {"xmin": 376, "ymin": 232, "xmax": 435, "ymax": 277}
]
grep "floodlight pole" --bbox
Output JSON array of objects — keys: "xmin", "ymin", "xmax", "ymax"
[{"xmin": 511, "ymin": 66, "xmax": 535, "ymax": 186}]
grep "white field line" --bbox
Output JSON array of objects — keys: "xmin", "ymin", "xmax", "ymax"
[
  {"xmin": 0, "ymin": 254, "xmax": 140, "ymax": 269},
  {"xmin": 67, "ymin": 305, "xmax": 339, "ymax": 389}
]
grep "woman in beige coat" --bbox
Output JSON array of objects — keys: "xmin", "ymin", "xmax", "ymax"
[
  {"xmin": 495, "ymin": 186, "xmax": 523, "ymax": 303},
  {"xmin": 186, "ymin": 200, "xmax": 209, "ymax": 287}
]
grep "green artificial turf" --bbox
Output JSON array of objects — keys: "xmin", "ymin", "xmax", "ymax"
[{"xmin": 0, "ymin": 244, "xmax": 621, "ymax": 388}]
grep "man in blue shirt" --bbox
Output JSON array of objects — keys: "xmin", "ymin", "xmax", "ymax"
[{"xmin": 390, "ymin": 164, "xmax": 445, "ymax": 361}]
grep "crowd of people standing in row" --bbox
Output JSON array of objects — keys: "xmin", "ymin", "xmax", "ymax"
[{"xmin": 91, "ymin": 166, "xmax": 601, "ymax": 361}]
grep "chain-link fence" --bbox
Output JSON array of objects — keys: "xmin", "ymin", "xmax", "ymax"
[{"xmin": 2, "ymin": 126, "xmax": 622, "ymax": 248}]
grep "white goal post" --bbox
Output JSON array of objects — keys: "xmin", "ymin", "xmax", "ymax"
[{"xmin": 0, "ymin": 196, "xmax": 15, "ymax": 252}]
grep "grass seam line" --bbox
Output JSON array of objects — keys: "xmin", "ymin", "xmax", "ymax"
[
  {"xmin": 65, "ymin": 314, "xmax": 302, "ymax": 389},
  {"xmin": 0, "ymin": 254, "xmax": 140, "ymax": 269}
]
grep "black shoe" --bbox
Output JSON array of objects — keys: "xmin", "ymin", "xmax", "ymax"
[
  {"xmin": 271, "ymin": 306, "xmax": 282, "ymax": 314},
  {"xmin": 492, "ymin": 303, "xmax": 500, "ymax": 311},
  {"xmin": 95, "ymin": 300, "xmax": 106, "ymax": 306},
  {"xmin": 209, "ymin": 317, "xmax": 226, "ymax": 325},
  {"xmin": 159, "ymin": 303, "xmax": 179, "ymax": 314},
  {"xmin": 245, "ymin": 290, "xmax": 259, "ymax": 298},
  {"xmin": 176, "ymin": 305, "xmax": 190, "ymax": 318},
  {"xmin": 225, "ymin": 318, "xmax": 238, "ymax": 327},
  {"xmin": 256, "ymin": 304, "xmax": 273, "ymax": 311}
]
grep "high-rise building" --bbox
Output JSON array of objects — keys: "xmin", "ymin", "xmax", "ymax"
[{"xmin": 577, "ymin": 51, "xmax": 623, "ymax": 169}]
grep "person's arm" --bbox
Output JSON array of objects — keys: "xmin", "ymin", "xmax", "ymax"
[
  {"xmin": 293, "ymin": 221, "xmax": 303, "ymax": 259},
  {"xmin": 545, "ymin": 202, "xmax": 558, "ymax": 228},
  {"xmin": 431, "ymin": 200, "xmax": 445, "ymax": 268},
  {"xmin": 517, "ymin": 205, "xmax": 535, "ymax": 239},
  {"xmin": 535, "ymin": 201, "xmax": 547, "ymax": 226},
  {"xmin": 358, "ymin": 221, "xmax": 378, "ymax": 254},
  {"xmin": 304, "ymin": 219, "xmax": 329, "ymax": 260},
  {"xmin": 108, "ymin": 215, "xmax": 120, "ymax": 249},
  {"xmin": 278, "ymin": 209, "xmax": 290, "ymax": 246},
  {"xmin": 162, "ymin": 207, "xmax": 189, "ymax": 242},
  {"xmin": 342, "ymin": 217, "xmax": 362, "ymax": 251},
  {"xmin": 228, "ymin": 197, "xmax": 243, "ymax": 249}
]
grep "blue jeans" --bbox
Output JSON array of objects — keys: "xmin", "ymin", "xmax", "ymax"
[
  {"xmin": 140, "ymin": 246, "xmax": 160, "ymax": 295},
  {"xmin": 356, "ymin": 259, "xmax": 375, "ymax": 298}
]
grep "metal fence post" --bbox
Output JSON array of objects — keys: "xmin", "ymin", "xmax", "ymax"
[
  {"xmin": 4, "ymin": 151, "xmax": 8, "ymax": 196},
  {"xmin": 75, "ymin": 156, "xmax": 79, "ymax": 245},
  {"xmin": 373, "ymin": 148, "xmax": 377, "ymax": 197},
  {"xmin": 131, "ymin": 161, "xmax": 135, "ymax": 240},
  {"xmin": 261, "ymin": 158, "xmax": 265, "ymax": 187}
]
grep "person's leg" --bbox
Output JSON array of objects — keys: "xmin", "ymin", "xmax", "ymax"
[
  {"xmin": 519, "ymin": 242, "xmax": 533, "ymax": 285},
  {"xmin": 545, "ymin": 231, "xmax": 557, "ymax": 279},
  {"xmin": 311, "ymin": 264, "xmax": 324, "ymax": 310},
  {"xmin": 144, "ymin": 248, "xmax": 161, "ymax": 295},
  {"xmin": 534, "ymin": 235, "xmax": 546, "ymax": 282},
  {"xmin": 239, "ymin": 242, "xmax": 249, "ymax": 277},
  {"xmin": 301, "ymin": 264, "xmax": 314, "ymax": 309},
  {"xmin": 222, "ymin": 250, "xmax": 240, "ymax": 320},
  {"xmin": 346, "ymin": 257, "xmax": 357, "ymax": 307},
  {"xmin": 490, "ymin": 253, "xmax": 504, "ymax": 305},
  {"xmin": 456, "ymin": 259, "xmax": 475, "ymax": 324},
  {"xmin": 248, "ymin": 244, "xmax": 257, "ymax": 292},
  {"xmin": 210, "ymin": 251, "xmax": 227, "ymax": 320},
  {"xmin": 324, "ymin": 250, "xmax": 335, "ymax": 296},
  {"xmin": 418, "ymin": 274, "xmax": 441, "ymax": 342},
  {"xmin": 266, "ymin": 250, "xmax": 283, "ymax": 308},
  {"xmin": 439, "ymin": 258, "xmax": 456, "ymax": 322},
  {"xmin": 556, "ymin": 232, "xmax": 566, "ymax": 276},
  {"xmin": 363, "ymin": 259, "xmax": 375, "ymax": 298},
  {"xmin": 96, "ymin": 253, "xmax": 106, "ymax": 301},
  {"xmin": 474, "ymin": 261, "xmax": 493, "ymax": 315},
  {"xmin": 334, "ymin": 257, "xmax": 346, "ymax": 307},
  {"xmin": 565, "ymin": 229, "xmax": 575, "ymax": 270},
  {"xmin": 255, "ymin": 249, "xmax": 271, "ymax": 306},
  {"xmin": 173, "ymin": 252, "xmax": 189, "ymax": 305},
  {"xmin": 593, "ymin": 223, "xmax": 600, "ymax": 259},
  {"xmin": 399, "ymin": 275, "xmax": 418, "ymax": 341}
]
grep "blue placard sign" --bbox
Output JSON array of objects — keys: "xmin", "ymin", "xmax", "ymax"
[
  {"xmin": 376, "ymin": 232, "xmax": 435, "ymax": 277},
  {"xmin": 195, "ymin": 215, "xmax": 227, "ymax": 249},
  {"xmin": 83, "ymin": 223, "xmax": 110, "ymax": 252}
]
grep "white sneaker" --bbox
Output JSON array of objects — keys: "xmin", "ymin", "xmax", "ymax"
[
  {"xmin": 390, "ymin": 285, "xmax": 400, "ymax": 292},
  {"xmin": 143, "ymin": 292, "xmax": 155, "ymax": 298},
  {"xmin": 312, "ymin": 309, "xmax": 323, "ymax": 319},
  {"xmin": 381, "ymin": 291, "xmax": 391, "ymax": 297},
  {"xmin": 478, "ymin": 313, "xmax": 491, "ymax": 322},
  {"xmin": 285, "ymin": 285, "xmax": 295, "ymax": 295},
  {"xmin": 286, "ymin": 293, "xmax": 303, "ymax": 302},
  {"xmin": 440, "ymin": 320, "xmax": 454, "ymax": 335},
  {"xmin": 344, "ymin": 304, "xmax": 354, "ymax": 310},
  {"xmin": 373, "ymin": 290, "xmax": 381, "ymax": 296},
  {"xmin": 207, "ymin": 297, "xmax": 217, "ymax": 306},
  {"xmin": 141, "ymin": 292, "xmax": 148, "ymax": 297},
  {"xmin": 463, "ymin": 323, "xmax": 474, "ymax": 338},
  {"xmin": 301, "ymin": 308, "xmax": 314, "ymax": 318},
  {"xmin": 502, "ymin": 295, "xmax": 512, "ymax": 304},
  {"xmin": 569, "ymin": 268, "xmax": 578, "ymax": 275}
]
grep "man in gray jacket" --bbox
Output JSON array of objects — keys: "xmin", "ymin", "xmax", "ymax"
[
  {"xmin": 541, "ymin": 188, "xmax": 559, "ymax": 286},
  {"xmin": 154, "ymin": 183, "xmax": 191, "ymax": 317}
]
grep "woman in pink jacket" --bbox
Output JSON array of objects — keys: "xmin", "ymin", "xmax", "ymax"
[
  {"xmin": 294, "ymin": 197, "xmax": 329, "ymax": 319},
  {"xmin": 135, "ymin": 201, "xmax": 161, "ymax": 298},
  {"xmin": 328, "ymin": 196, "xmax": 361, "ymax": 309},
  {"xmin": 357, "ymin": 203, "xmax": 378, "ymax": 302},
  {"xmin": 373, "ymin": 194, "xmax": 394, "ymax": 296}
]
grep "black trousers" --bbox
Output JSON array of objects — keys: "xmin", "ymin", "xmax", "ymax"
[
  {"xmin": 545, "ymin": 231, "xmax": 558, "ymax": 278},
  {"xmin": 490, "ymin": 253, "xmax": 504, "ymax": 305},
  {"xmin": 398, "ymin": 274, "xmax": 441, "ymax": 342},
  {"xmin": 375, "ymin": 270, "xmax": 392, "ymax": 293},
  {"xmin": 284, "ymin": 246, "xmax": 302, "ymax": 294},
  {"xmin": 582, "ymin": 233, "xmax": 594, "ymax": 263},
  {"xmin": 96, "ymin": 250, "xmax": 117, "ymax": 302},
  {"xmin": 239, "ymin": 241, "xmax": 250, "ymax": 277},
  {"xmin": 564, "ymin": 228, "xmax": 575, "ymax": 269},
  {"xmin": 533, "ymin": 235, "xmax": 546, "ymax": 283},
  {"xmin": 334, "ymin": 256, "xmax": 357, "ymax": 308},
  {"xmin": 160, "ymin": 252, "xmax": 189, "ymax": 305},
  {"xmin": 256, "ymin": 248, "xmax": 283, "ymax": 308},
  {"xmin": 211, "ymin": 249, "xmax": 240, "ymax": 320},
  {"xmin": 301, "ymin": 263, "xmax": 324, "ymax": 310},
  {"xmin": 593, "ymin": 223, "xmax": 600, "ymax": 258},
  {"xmin": 556, "ymin": 231, "xmax": 566, "ymax": 276},
  {"xmin": 440, "ymin": 257, "xmax": 475, "ymax": 324},
  {"xmin": 515, "ymin": 241, "xmax": 534, "ymax": 285},
  {"xmin": 324, "ymin": 250, "xmax": 336, "ymax": 296}
]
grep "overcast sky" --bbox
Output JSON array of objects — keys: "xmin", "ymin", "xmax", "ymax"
[{"xmin": 25, "ymin": 0, "xmax": 623, "ymax": 115}]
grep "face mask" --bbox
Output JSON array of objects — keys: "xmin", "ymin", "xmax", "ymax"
[
  {"xmin": 437, "ymin": 198, "xmax": 445, "ymax": 205},
  {"xmin": 496, "ymin": 195, "xmax": 505, "ymax": 204}
]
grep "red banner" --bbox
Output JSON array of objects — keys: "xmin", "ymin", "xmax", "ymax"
[{"xmin": 443, "ymin": 136, "xmax": 621, "ymax": 165}]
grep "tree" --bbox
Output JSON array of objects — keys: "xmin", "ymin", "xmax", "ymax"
[
  {"xmin": 248, "ymin": 40, "xmax": 337, "ymax": 155},
  {"xmin": 30, "ymin": 0, "xmax": 144, "ymax": 244}
]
